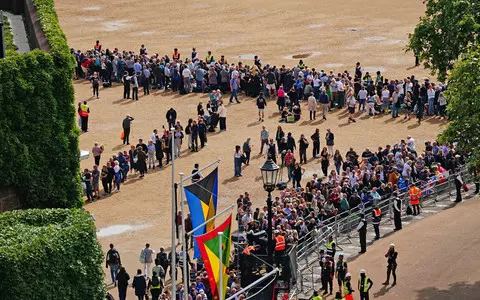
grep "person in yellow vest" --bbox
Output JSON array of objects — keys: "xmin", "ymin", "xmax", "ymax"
[
  {"xmin": 148, "ymin": 270, "xmax": 163, "ymax": 300},
  {"xmin": 358, "ymin": 269, "xmax": 373, "ymax": 300},
  {"xmin": 343, "ymin": 273, "xmax": 354, "ymax": 300},
  {"xmin": 326, "ymin": 235, "xmax": 336, "ymax": 257},
  {"xmin": 80, "ymin": 101, "xmax": 90, "ymax": 132},
  {"xmin": 172, "ymin": 48, "xmax": 180, "ymax": 61},
  {"xmin": 408, "ymin": 184, "xmax": 421, "ymax": 215},
  {"xmin": 312, "ymin": 290, "xmax": 323, "ymax": 300},
  {"xmin": 205, "ymin": 51, "xmax": 214, "ymax": 64},
  {"xmin": 371, "ymin": 205, "xmax": 382, "ymax": 240},
  {"xmin": 274, "ymin": 230, "xmax": 286, "ymax": 267}
]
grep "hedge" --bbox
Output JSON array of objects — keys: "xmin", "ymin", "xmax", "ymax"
[
  {"xmin": 0, "ymin": 0, "xmax": 82, "ymax": 208},
  {"xmin": 2, "ymin": 16, "xmax": 18, "ymax": 57},
  {"xmin": 0, "ymin": 209, "xmax": 105, "ymax": 299}
]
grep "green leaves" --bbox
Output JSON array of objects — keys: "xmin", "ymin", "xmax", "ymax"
[
  {"xmin": 407, "ymin": 0, "xmax": 480, "ymax": 81},
  {"xmin": 0, "ymin": 0, "xmax": 80, "ymax": 209},
  {"xmin": 0, "ymin": 209, "xmax": 105, "ymax": 300}
]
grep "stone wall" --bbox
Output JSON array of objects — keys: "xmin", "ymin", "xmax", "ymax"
[{"xmin": 0, "ymin": 187, "xmax": 21, "ymax": 212}]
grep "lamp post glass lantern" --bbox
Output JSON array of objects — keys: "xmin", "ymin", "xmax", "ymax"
[
  {"xmin": 260, "ymin": 158, "xmax": 279, "ymax": 257},
  {"xmin": 260, "ymin": 158, "xmax": 280, "ymax": 192}
]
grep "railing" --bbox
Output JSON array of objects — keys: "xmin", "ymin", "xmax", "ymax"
[{"xmin": 294, "ymin": 165, "xmax": 472, "ymax": 295}]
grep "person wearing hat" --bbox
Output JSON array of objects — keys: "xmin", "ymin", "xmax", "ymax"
[
  {"xmin": 393, "ymin": 192, "xmax": 402, "ymax": 231},
  {"xmin": 383, "ymin": 244, "xmax": 398, "ymax": 286},
  {"xmin": 311, "ymin": 290, "xmax": 323, "ymax": 300},
  {"xmin": 274, "ymin": 230, "xmax": 286, "ymax": 267},
  {"xmin": 343, "ymin": 273, "xmax": 354, "ymax": 300},
  {"xmin": 321, "ymin": 255, "xmax": 333, "ymax": 295},
  {"xmin": 336, "ymin": 253, "xmax": 348, "ymax": 293},
  {"xmin": 408, "ymin": 183, "xmax": 421, "ymax": 215},
  {"xmin": 356, "ymin": 214, "xmax": 367, "ymax": 254},
  {"xmin": 358, "ymin": 269, "xmax": 373, "ymax": 300},
  {"xmin": 372, "ymin": 205, "xmax": 382, "ymax": 240},
  {"xmin": 122, "ymin": 114, "xmax": 134, "ymax": 145},
  {"xmin": 91, "ymin": 73, "xmax": 99, "ymax": 98}
]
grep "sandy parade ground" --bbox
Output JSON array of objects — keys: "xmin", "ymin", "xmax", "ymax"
[{"xmin": 50, "ymin": 0, "xmax": 480, "ymax": 298}]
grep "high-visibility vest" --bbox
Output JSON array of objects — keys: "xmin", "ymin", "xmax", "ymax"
[
  {"xmin": 94, "ymin": 44, "xmax": 101, "ymax": 50},
  {"xmin": 409, "ymin": 187, "xmax": 421, "ymax": 205},
  {"xmin": 173, "ymin": 52, "xmax": 180, "ymax": 60},
  {"xmin": 206, "ymin": 55, "xmax": 213, "ymax": 63},
  {"xmin": 327, "ymin": 240, "xmax": 335, "ymax": 255},
  {"xmin": 373, "ymin": 208, "xmax": 381, "ymax": 217},
  {"xmin": 80, "ymin": 104, "xmax": 89, "ymax": 117},
  {"xmin": 275, "ymin": 235, "xmax": 286, "ymax": 251},
  {"xmin": 243, "ymin": 246, "xmax": 255, "ymax": 255},
  {"xmin": 298, "ymin": 63, "xmax": 305, "ymax": 69},
  {"xmin": 358, "ymin": 276, "xmax": 371, "ymax": 293},
  {"xmin": 343, "ymin": 280, "xmax": 352, "ymax": 295},
  {"xmin": 150, "ymin": 276, "xmax": 161, "ymax": 290}
]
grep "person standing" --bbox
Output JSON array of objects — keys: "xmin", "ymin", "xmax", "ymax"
[
  {"xmin": 131, "ymin": 73, "xmax": 139, "ymax": 100},
  {"xmin": 149, "ymin": 270, "xmax": 163, "ymax": 300},
  {"xmin": 372, "ymin": 205, "xmax": 382, "ymax": 240},
  {"xmin": 91, "ymin": 73, "xmax": 99, "ymax": 98},
  {"xmin": 155, "ymin": 136, "xmax": 164, "ymax": 168},
  {"xmin": 299, "ymin": 134, "xmax": 309, "ymax": 164},
  {"xmin": 80, "ymin": 101, "xmax": 90, "ymax": 132},
  {"xmin": 122, "ymin": 114, "xmax": 134, "ymax": 145},
  {"xmin": 106, "ymin": 243, "xmax": 122, "ymax": 286},
  {"xmin": 242, "ymin": 138, "xmax": 252, "ymax": 165},
  {"xmin": 156, "ymin": 248, "xmax": 169, "ymax": 279},
  {"xmin": 346, "ymin": 92, "xmax": 357, "ymax": 123},
  {"xmin": 91, "ymin": 165, "xmax": 100, "ymax": 199},
  {"xmin": 326, "ymin": 129, "xmax": 335, "ymax": 157},
  {"xmin": 140, "ymin": 243, "xmax": 155, "ymax": 278},
  {"xmin": 191, "ymin": 163, "xmax": 202, "ymax": 183},
  {"xmin": 260, "ymin": 126, "xmax": 269, "ymax": 154},
  {"xmin": 319, "ymin": 89, "xmax": 330, "ymax": 120},
  {"xmin": 454, "ymin": 171, "xmax": 463, "ymax": 203},
  {"xmin": 336, "ymin": 254, "xmax": 348, "ymax": 293},
  {"xmin": 274, "ymin": 230, "xmax": 286, "ymax": 267},
  {"xmin": 393, "ymin": 192, "xmax": 402, "ymax": 230},
  {"xmin": 92, "ymin": 142, "xmax": 104, "ymax": 166},
  {"xmin": 311, "ymin": 129, "xmax": 321, "ymax": 158},
  {"xmin": 132, "ymin": 269, "xmax": 147, "ymax": 300},
  {"xmin": 198, "ymin": 119, "xmax": 207, "ymax": 148},
  {"xmin": 82, "ymin": 168, "xmax": 93, "ymax": 202},
  {"xmin": 191, "ymin": 120, "xmax": 199, "ymax": 152},
  {"xmin": 321, "ymin": 256, "xmax": 333, "ymax": 296},
  {"xmin": 234, "ymin": 145, "xmax": 243, "ymax": 177},
  {"xmin": 408, "ymin": 184, "xmax": 421, "ymax": 215},
  {"xmin": 256, "ymin": 92, "xmax": 267, "ymax": 121},
  {"xmin": 229, "ymin": 74, "xmax": 241, "ymax": 104},
  {"xmin": 218, "ymin": 101, "xmax": 227, "ymax": 131},
  {"xmin": 308, "ymin": 92, "xmax": 317, "ymax": 120},
  {"xmin": 147, "ymin": 140, "xmax": 156, "ymax": 169},
  {"xmin": 166, "ymin": 108, "xmax": 177, "ymax": 129},
  {"xmin": 343, "ymin": 273, "xmax": 354, "ymax": 300},
  {"xmin": 358, "ymin": 269, "xmax": 373, "ymax": 300},
  {"xmin": 267, "ymin": 139, "xmax": 278, "ymax": 164},
  {"xmin": 326, "ymin": 236, "xmax": 336, "ymax": 257},
  {"xmin": 357, "ymin": 214, "xmax": 367, "ymax": 254},
  {"xmin": 123, "ymin": 71, "xmax": 131, "ymax": 99},
  {"xmin": 116, "ymin": 267, "xmax": 130, "ymax": 300},
  {"xmin": 383, "ymin": 244, "xmax": 398, "ymax": 286},
  {"xmin": 182, "ymin": 66, "xmax": 192, "ymax": 93}
]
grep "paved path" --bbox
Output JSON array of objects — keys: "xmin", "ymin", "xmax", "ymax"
[
  {"xmin": 295, "ymin": 186, "xmax": 477, "ymax": 299},
  {"xmin": 3, "ymin": 11, "xmax": 30, "ymax": 53}
]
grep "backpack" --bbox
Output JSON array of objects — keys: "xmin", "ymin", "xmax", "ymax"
[
  {"xmin": 151, "ymin": 276, "xmax": 161, "ymax": 288},
  {"xmin": 109, "ymin": 250, "xmax": 120, "ymax": 265},
  {"xmin": 157, "ymin": 252, "xmax": 168, "ymax": 266}
]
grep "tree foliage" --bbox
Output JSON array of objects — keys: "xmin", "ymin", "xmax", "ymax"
[
  {"xmin": 0, "ymin": 0, "xmax": 81, "ymax": 208},
  {"xmin": 0, "ymin": 209, "xmax": 105, "ymax": 300},
  {"xmin": 2, "ymin": 16, "xmax": 18, "ymax": 57},
  {"xmin": 439, "ymin": 45, "xmax": 480, "ymax": 167},
  {"xmin": 408, "ymin": 0, "xmax": 480, "ymax": 81}
]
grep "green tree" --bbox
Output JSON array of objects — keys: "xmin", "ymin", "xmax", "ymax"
[
  {"xmin": 407, "ymin": 0, "xmax": 480, "ymax": 81},
  {"xmin": 439, "ymin": 45, "xmax": 480, "ymax": 167}
]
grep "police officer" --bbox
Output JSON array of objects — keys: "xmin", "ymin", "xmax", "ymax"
[
  {"xmin": 358, "ymin": 269, "xmax": 373, "ymax": 300},
  {"xmin": 383, "ymin": 244, "xmax": 398, "ymax": 286},
  {"xmin": 335, "ymin": 253, "xmax": 348, "ymax": 293},
  {"xmin": 393, "ymin": 192, "xmax": 402, "ymax": 231},
  {"xmin": 326, "ymin": 235, "xmax": 336, "ymax": 257},
  {"xmin": 356, "ymin": 214, "xmax": 367, "ymax": 254},
  {"xmin": 321, "ymin": 256, "xmax": 333, "ymax": 295},
  {"xmin": 343, "ymin": 273, "xmax": 354, "ymax": 300},
  {"xmin": 372, "ymin": 205, "xmax": 382, "ymax": 240}
]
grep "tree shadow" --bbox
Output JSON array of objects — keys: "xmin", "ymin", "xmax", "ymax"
[{"xmin": 415, "ymin": 281, "xmax": 480, "ymax": 300}]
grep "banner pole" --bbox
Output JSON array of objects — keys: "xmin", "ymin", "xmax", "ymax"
[
  {"xmin": 179, "ymin": 173, "xmax": 188, "ymax": 300},
  {"xmin": 170, "ymin": 127, "xmax": 176, "ymax": 296},
  {"xmin": 187, "ymin": 204, "xmax": 234, "ymax": 236},
  {"xmin": 218, "ymin": 232, "xmax": 224, "ymax": 300},
  {"xmin": 179, "ymin": 158, "xmax": 221, "ymax": 183}
]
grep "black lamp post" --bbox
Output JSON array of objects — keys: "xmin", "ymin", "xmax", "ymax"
[{"xmin": 260, "ymin": 158, "xmax": 280, "ymax": 256}]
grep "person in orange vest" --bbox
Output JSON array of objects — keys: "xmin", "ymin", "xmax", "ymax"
[
  {"xmin": 274, "ymin": 230, "xmax": 286, "ymax": 267},
  {"xmin": 94, "ymin": 40, "xmax": 102, "ymax": 52},
  {"xmin": 408, "ymin": 184, "xmax": 421, "ymax": 216},
  {"xmin": 243, "ymin": 244, "xmax": 256, "ymax": 255},
  {"xmin": 172, "ymin": 48, "xmax": 180, "ymax": 61},
  {"xmin": 372, "ymin": 205, "xmax": 382, "ymax": 240}
]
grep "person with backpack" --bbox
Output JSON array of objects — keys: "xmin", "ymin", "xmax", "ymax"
[
  {"xmin": 91, "ymin": 73, "xmax": 99, "ymax": 98},
  {"xmin": 106, "ymin": 243, "xmax": 122, "ymax": 286},
  {"xmin": 156, "ymin": 248, "xmax": 169, "ymax": 279},
  {"xmin": 149, "ymin": 270, "xmax": 164, "ymax": 300}
]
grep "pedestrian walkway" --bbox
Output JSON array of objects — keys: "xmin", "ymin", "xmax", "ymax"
[
  {"xmin": 3, "ymin": 11, "xmax": 30, "ymax": 53},
  {"xmin": 294, "ymin": 184, "xmax": 476, "ymax": 300}
]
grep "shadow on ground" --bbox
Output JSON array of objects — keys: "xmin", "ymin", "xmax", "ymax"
[{"xmin": 415, "ymin": 281, "xmax": 480, "ymax": 300}]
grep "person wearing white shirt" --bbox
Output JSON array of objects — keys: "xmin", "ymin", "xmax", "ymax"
[
  {"xmin": 337, "ymin": 80, "xmax": 346, "ymax": 108},
  {"xmin": 150, "ymin": 129, "xmax": 157, "ymax": 144},
  {"xmin": 407, "ymin": 136, "xmax": 415, "ymax": 151},
  {"xmin": 382, "ymin": 86, "xmax": 390, "ymax": 112},
  {"xmin": 217, "ymin": 102, "xmax": 227, "ymax": 131},
  {"xmin": 313, "ymin": 76, "xmax": 321, "ymax": 98},
  {"xmin": 182, "ymin": 67, "xmax": 192, "ymax": 92},
  {"xmin": 427, "ymin": 85, "xmax": 436, "ymax": 115},
  {"xmin": 357, "ymin": 87, "xmax": 368, "ymax": 112}
]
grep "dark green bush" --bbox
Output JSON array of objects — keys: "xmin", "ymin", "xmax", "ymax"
[
  {"xmin": 0, "ymin": 209, "xmax": 105, "ymax": 299},
  {"xmin": 0, "ymin": 0, "xmax": 82, "ymax": 208}
]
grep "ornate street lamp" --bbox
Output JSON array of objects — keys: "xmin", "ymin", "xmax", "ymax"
[{"xmin": 260, "ymin": 158, "xmax": 279, "ymax": 255}]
